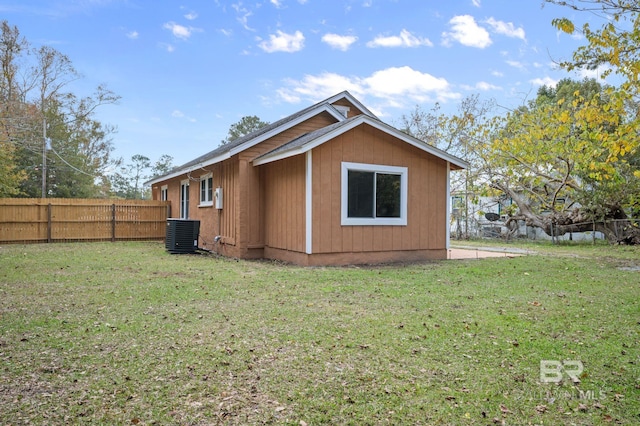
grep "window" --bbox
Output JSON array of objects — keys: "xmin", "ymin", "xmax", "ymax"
[
  {"xmin": 199, "ymin": 174, "xmax": 213, "ymax": 206},
  {"xmin": 160, "ymin": 185, "xmax": 168, "ymax": 201},
  {"xmin": 180, "ymin": 180, "xmax": 190, "ymax": 219},
  {"xmin": 341, "ymin": 162, "xmax": 407, "ymax": 226}
]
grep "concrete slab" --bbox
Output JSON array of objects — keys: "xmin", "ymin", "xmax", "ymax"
[{"xmin": 447, "ymin": 246, "xmax": 527, "ymax": 260}]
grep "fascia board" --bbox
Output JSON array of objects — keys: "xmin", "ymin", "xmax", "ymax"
[
  {"xmin": 325, "ymin": 91, "xmax": 378, "ymax": 118},
  {"xmin": 253, "ymin": 116, "xmax": 367, "ymax": 166},
  {"xmin": 254, "ymin": 116, "xmax": 469, "ymax": 170},
  {"xmin": 228, "ymin": 104, "xmax": 346, "ymax": 157},
  {"xmin": 147, "ymin": 104, "xmax": 345, "ymax": 186},
  {"xmin": 365, "ymin": 119, "xmax": 470, "ymax": 170},
  {"xmin": 146, "ymin": 152, "xmax": 231, "ymax": 186}
]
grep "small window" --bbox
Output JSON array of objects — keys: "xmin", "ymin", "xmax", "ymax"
[
  {"xmin": 341, "ymin": 162, "xmax": 407, "ymax": 226},
  {"xmin": 199, "ymin": 174, "xmax": 213, "ymax": 206},
  {"xmin": 160, "ymin": 185, "xmax": 168, "ymax": 201}
]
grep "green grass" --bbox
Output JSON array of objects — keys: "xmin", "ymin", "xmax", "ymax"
[{"xmin": 0, "ymin": 241, "xmax": 638, "ymax": 425}]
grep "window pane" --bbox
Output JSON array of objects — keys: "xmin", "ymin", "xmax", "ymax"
[
  {"xmin": 376, "ymin": 173, "xmax": 401, "ymax": 218},
  {"xmin": 348, "ymin": 170, "xmax": 374, "ymax": 218},
  {"xmin": 207, "ymin": 177, "xmax": 213, "ymax": 201}
]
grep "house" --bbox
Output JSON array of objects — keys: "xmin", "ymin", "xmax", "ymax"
[
  {"xmin": 450, "ymin": 191, "xmax": 605, "ymax": 242},
  {"xmin": 147, "ymin": 91, "xmax": 468, "ymax": 265}
]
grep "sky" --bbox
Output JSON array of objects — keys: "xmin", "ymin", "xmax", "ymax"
[{"xmin": 2, "ymin": 0, "xmax": 610, "ymax": 168}]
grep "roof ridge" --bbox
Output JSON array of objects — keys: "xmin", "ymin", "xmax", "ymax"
[{"xmin": 146, "ymin": 91, "xmax": 364, "ymax": 185}]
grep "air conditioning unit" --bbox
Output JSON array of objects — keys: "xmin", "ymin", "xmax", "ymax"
[{"xmin": 165, "ymin": 219, "xmax": 200, "ymax": 254}]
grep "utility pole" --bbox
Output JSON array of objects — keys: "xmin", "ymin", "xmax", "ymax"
[{"xmin": 41, "ymin": 116, "xmax": 47, "ymax": 198}]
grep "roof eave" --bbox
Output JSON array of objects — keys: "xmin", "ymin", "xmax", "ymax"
[
  {"xmin": 147, "ymin": 103, "xmax": 347, "ymax": 186},
  {"xmin": 253, "ymin": 116, "xmax": 469, "ymax": 170},
  {"xmin": 146, "ymin": 152, "xmax": 231, "ymax": 186}
]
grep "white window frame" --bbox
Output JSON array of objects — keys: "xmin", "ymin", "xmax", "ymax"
[
  {"xmin": 199, "ymin": 173, "xmax": 213, "ymax": 207},
  {"xmin": 160, "ymin": 185, "xmax": 168, "ymax": 201},
  {"xmin": 341, "ymin": 162, "xmax": 408, "ymax": 226}
]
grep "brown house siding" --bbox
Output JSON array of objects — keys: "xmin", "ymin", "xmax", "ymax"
[
  {"xmin": 263, "ymin": 155, "xmax": 306, "ymax": 253},
  {"xmin": 310, "ymin": 123, "xmax": 448, "ymax": 258},
  {"xmin": 235, "ymin": 111, "xmax": 339, "ymax": 257},
  {"xmin": 150, "ymin": 159, "xmax": 241, "ymax": 255}
]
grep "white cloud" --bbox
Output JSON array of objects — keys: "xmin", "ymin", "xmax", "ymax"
[
  {"xmin": 492, "ymin": 70, "xmax": 504, "ymax": 77},
  {"xmin": 281, "ymin": 72, "xmax": 364, "ymax": 101},
  {"xmin": 530, "ymin": 76, "xmax": 558, "ymax": 87},
  {"xmin": 232, "ymin": 3, "xmax": 255, "ymax": 31},
  {"xmin": 276, "ymin": 66, "xmax": 460, "ymax": 113},
  {"xmin": 506, "ymin": 60, "xmax": 526, "ymax": 70},
  {"xmin": 472, "ymin": 0, "xmax": 481, "ymax": 7},
  {"xmin": 126, "ymin": 30, "xmax": 138, "ymax": 40},
  {"xmin": 270, "ymin": 0, "xmax": 282, "ymax": 7},
  {"xmin": 322, "ymin": 33, "xmax": 358, "ymax": 51},
  {"xmin": 576, "ymin": 64, "xmax": 610, "ymax": 79},
  {"xmin": 367, "ymin": 29, "xmax": 433, "ymax": 48},
  {"xmin": 475, "ymin": 81, "xmax": 500, "ymax": 91},
  {"xmin": 365, "ymin": 67, "xmax": 455, "ymax": 102},
  {"xmin": 442, "ymin": 15, "xmax": 491, "ymax": 48},
  {"xmin": 184, "ymin": 11, "xmax": 198, "ymax": 20},
  {"xmin": 172, "ymin": 110, "xmax": 196, "ymax": 122},
  {"xmin": 259, "ymin": 30, "xmax": 305, "ymax": 53},
  {"xmin": 163, "ymin": 22, "xmax": 198, "ymax": 40},
  {"xmin": 463, "ymin": 81, "xmax": 500, "ymax": 91},
  {"xmin": 276, "ymin": 89, "xmax": 302, "ymax": 104},
  {"xmin": 485, "ymin": 17, "xmax": 526, "ymax": 40},
  {"xmin": 159, "ymin": 43, "xmax": 175, "ymax": 53}
]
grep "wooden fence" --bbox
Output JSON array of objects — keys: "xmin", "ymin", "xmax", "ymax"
[{"xmin": 0, "ymin": 198, "xmax": 171, "ymax": 244}]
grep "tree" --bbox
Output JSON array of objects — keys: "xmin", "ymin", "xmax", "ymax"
[
  {"xmin": 399, "ymin": 95, "xmax": 495, "ymax": 238},
  {"xmin": 151, "ymin": 154, "xmax": 175, "ymax": 178},
  {"xmin": 221, "ymin": 115, "xmax": 269, "ymax": 145},
  {"xmin": 399, "ymin": 95, "xmax": 493, "ymax": 160},
  {"xmin": 472, "ymin": 78, "xmax": 640, "ymax": 243},
  {"xmin": 109, "ymin": 154, "xmax": 174, "ymax": 199},
  {"xmin": 0, "ymin": 20, "xmax": 120, "ymax": 198},
  {"xmin": 541, "ymin": 0, "xmax": 640, "ymax": 241},
  {"xmin": 0, "ymin": 140, "xmax": 25, "ymax": 197},
  {"xmin": 0, "ymin": 21, "xmax": 28, "ymax": 196},
  {"xmin": 110, "ymin": 155, "xmax": 150, "ymax": 199},
  {"xmin": 547, "ymin": 0, "xmax": 640, "ymax": 94}
]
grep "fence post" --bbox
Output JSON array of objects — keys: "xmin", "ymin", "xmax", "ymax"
[
  {"xmin": 47, "ymin": 203, "xmax": 52, "ymax": 243},
  {"xmin": 111, "ymin": 204, "xmax": 116, "ymax": 242}
]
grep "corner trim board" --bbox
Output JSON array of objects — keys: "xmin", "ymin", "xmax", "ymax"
[{"xmin": 305, "ymin": 151, "xmax": 313, "ymax": 254}]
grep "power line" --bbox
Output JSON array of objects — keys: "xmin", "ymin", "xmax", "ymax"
[{"xmin": 48, "ymin": 144, "xmax": 101, "ymax": 179}]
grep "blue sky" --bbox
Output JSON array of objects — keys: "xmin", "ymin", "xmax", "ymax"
[{"xmin": 2, "ymin": 0, "xmax": 606, "ymax": 167}]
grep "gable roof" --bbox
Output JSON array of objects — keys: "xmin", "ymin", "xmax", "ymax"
[
  {"xmin": 147, "ymin": 91, "xmax": 376, "ymax": 185},
  {"xmin": 253, "ymin": 114, "xmax": 469, "ymax": 170}
]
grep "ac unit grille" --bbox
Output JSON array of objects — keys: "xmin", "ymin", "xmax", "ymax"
[{"xmin": 166, "ymin": 219, "xmax": 200, "ymax": 254}]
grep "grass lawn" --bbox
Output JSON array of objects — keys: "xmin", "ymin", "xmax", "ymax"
[{"xmin": 0, "ymin": 241, "xmax": 638, "ymax": 425}]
